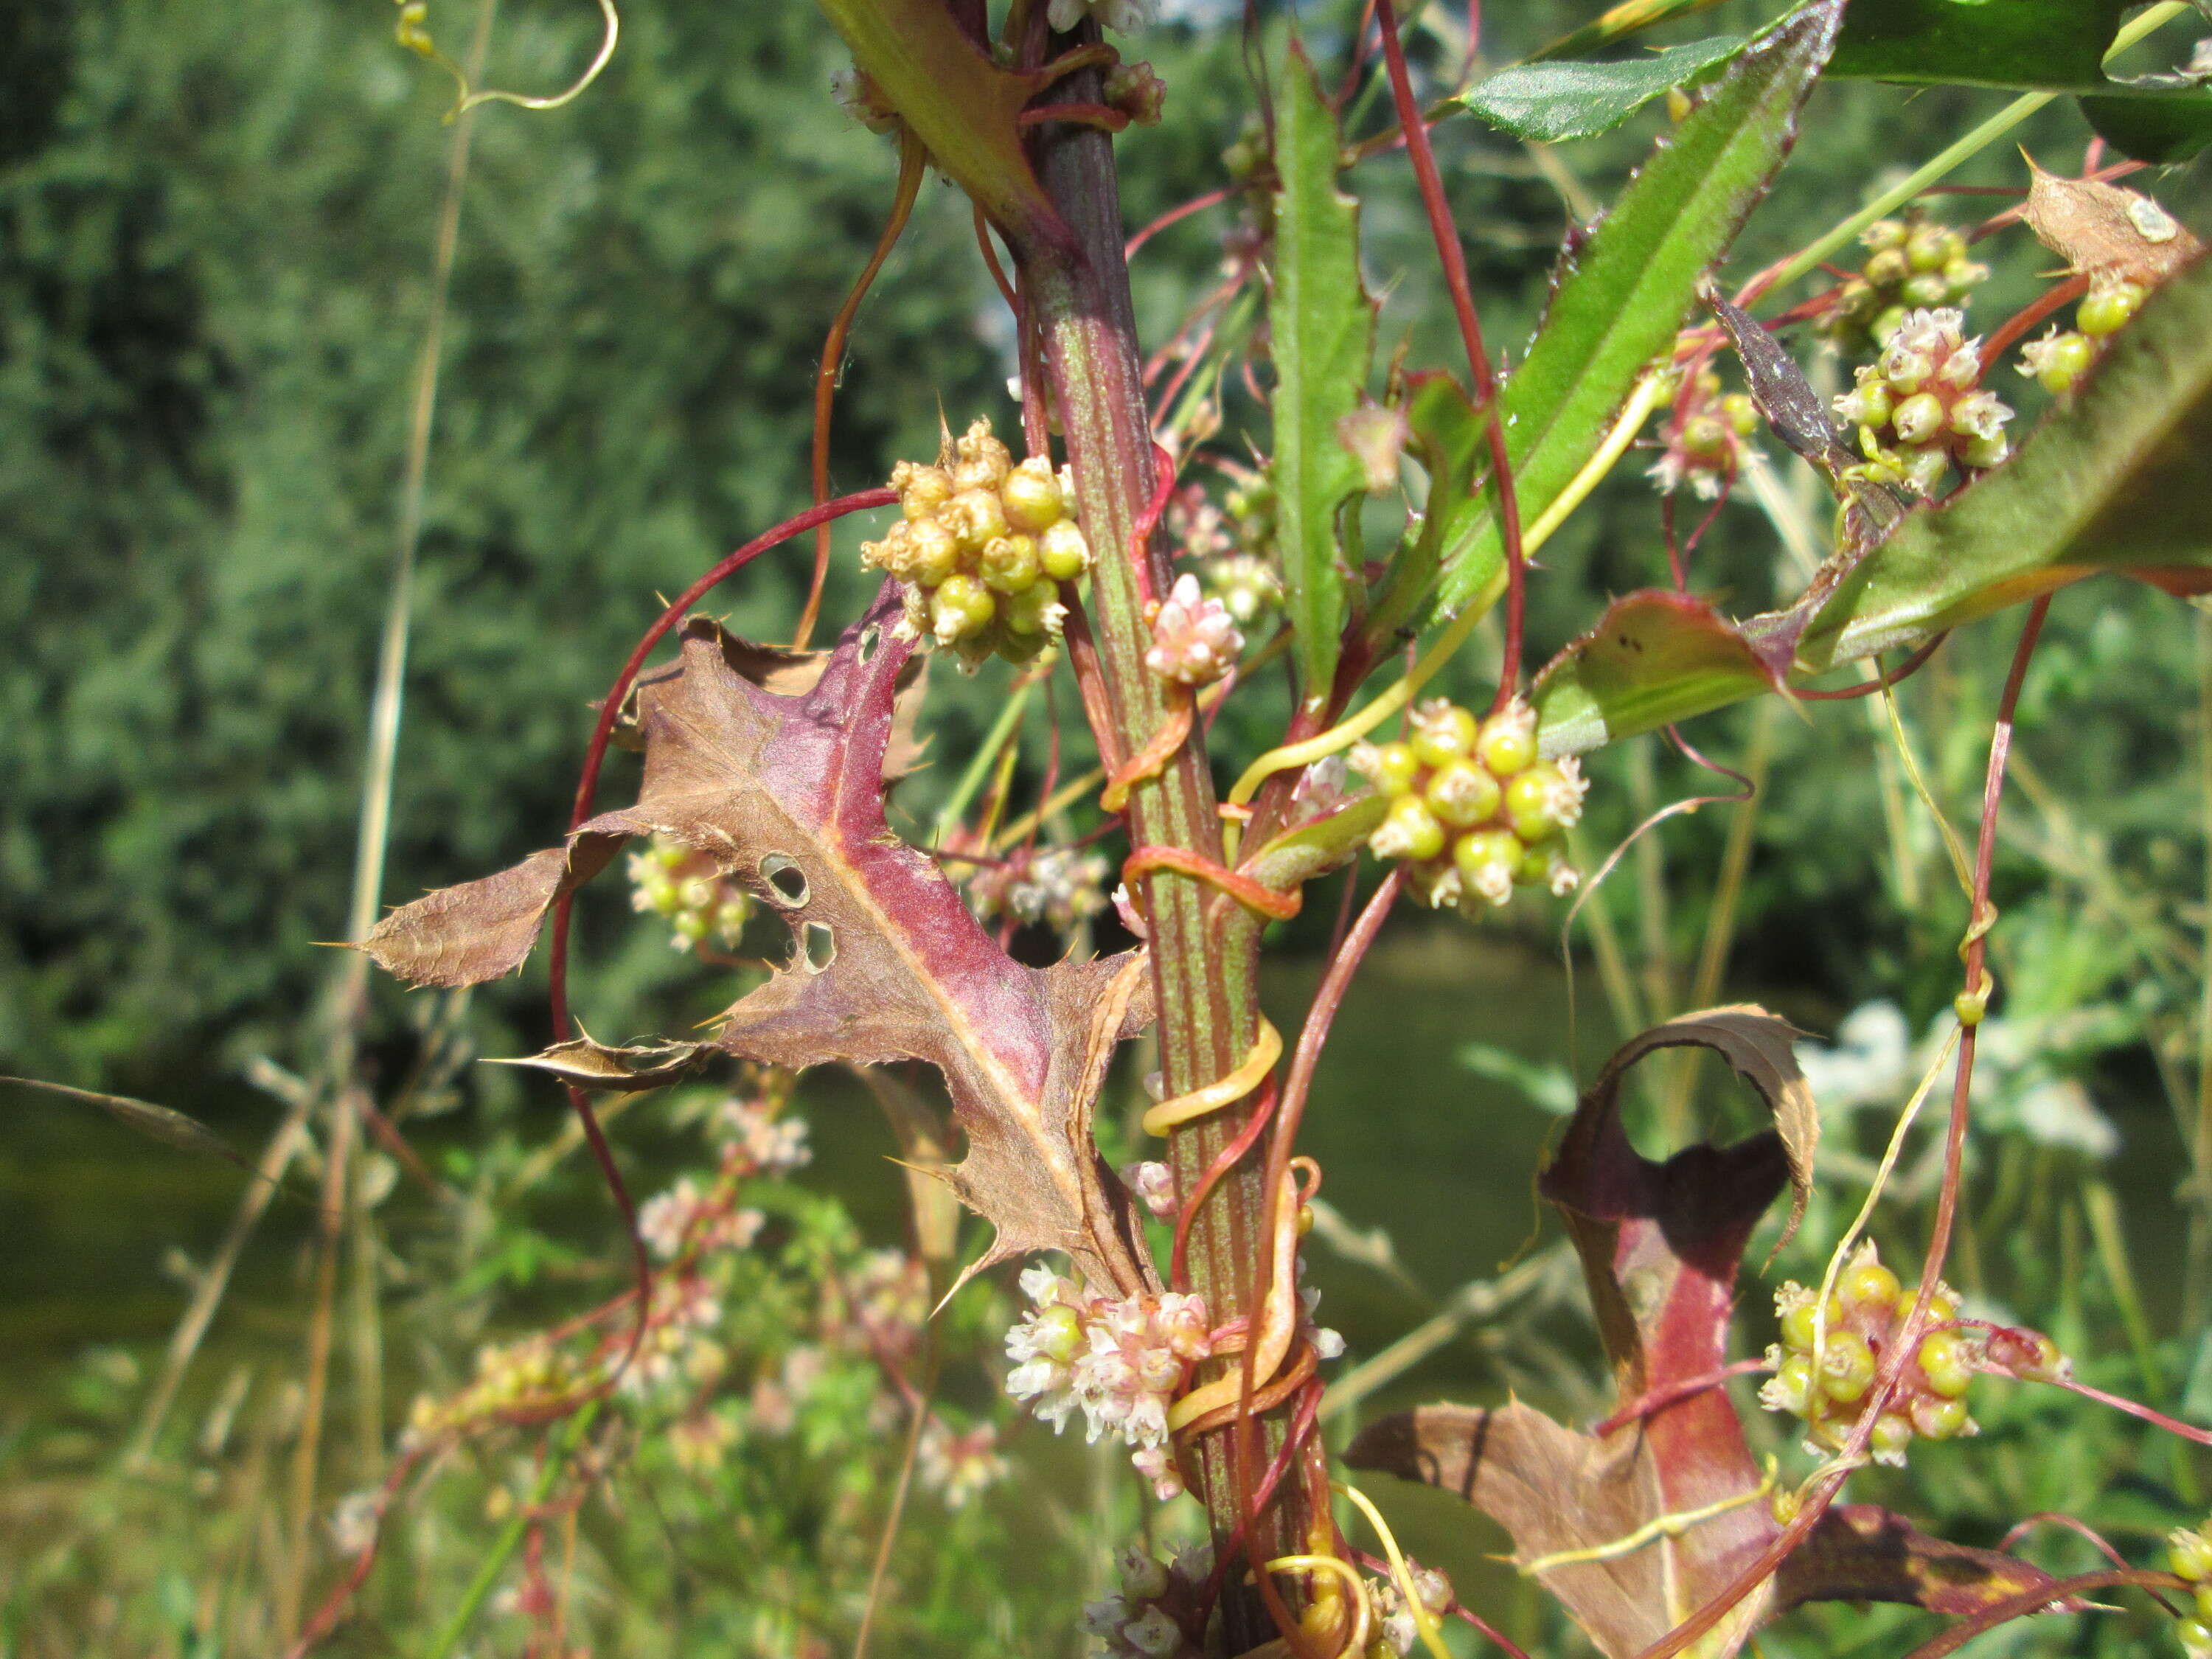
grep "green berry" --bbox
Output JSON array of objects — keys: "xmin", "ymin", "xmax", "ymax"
[
  {"xmin": 1840, "ymin": 1258, "xmax": 1901, "ymax": 1312},
  {"xmin": 1476, "ymin": 715, "xmax": 1537, "ymax": 778},
  {"xmin": 1863, "ymin": 247, "xmax": 1910, "ymax": 288},
  {"xmin": 2171, "ymin": 1529, "xmax": 2212, "ymax": 1584},
  {"xmin": 1900, "ymin": 273, "xmax": 1952, "ymax": 307},
  {"xmin": 1721, "ymin": 392, "xmax": 1759, "ymax": 437},
  {"xmin": 1410, "ymin": 703, "xmax": 1480, "ymax": 770},
  {"xmin": 1817, "ymin": 1330, "xmax": 1877, "ymax": 1404},
  {"xmin": 932, "ymin": 574, "xmax": 995, "ymax": 641},
  {"xmin": 1905, "ymin": 223, "xmax": 1950, "ymax": 274},
  {"xmin": 1378, "ymin": 795, "xmax": 1447, "ymax": 863},
  {"xmin": 1772, "ymin": 1352, "xmax": 1815, "ymax": 1413},
  {"xmin": 1503, "ymin": 769, "xmax": 1562, "ymax": 843},
  {"xmin": 1781, "ymin": 1295, "xmax": 1842, "ymax": 1354},
  {"xmin": 1032, "ymin": 1303, "xmax": 1083, "ymax": 1363},
  {"xmin": 1363, "ymin": 741, "xmax": 1422, "ymax": 799},
  {"xmin": 1453, "ymin": 827, "xmax": 1523, "ymax": 885},
  {"xmin": 1871, "ymin": 305, "xmax": 1909, "ymax": 345},
  {"xmin": 945, "ymin": 487, "xmax": 1010, "ymax": 552},
  {"xmin": 1038, "ymin": 519, "xmax": 1092, "ymax": 581},
  {"xmin": 2078, "ymin": 282, "xmax": 2144, "ymax": 338},
  {"xmin": 899, "ymin": 464, "xmax": 956, "ymax": 520},
  {"xmin": 2182, "ymin": 1617, "xmax": 2212, "ymax": 1659},
  {"xmin": 1425, "ymin": 758, "xmax": 1502, "ymax": 829},
  {"xmin": 1910, "ymin": 1394, "xmax": 1971, "ymax": 1441},
  {"xmin": 1915, "ymin": 1329, "xmax": 1974, "ymax": 1398},
  {"xmin": 979, "ymin": 533, "xmax": 1040, "ymax": 594},
  {"xmin": 673, "ymin": 908, "xmax": 710, "ymax": 943},
  {"xmin": 1891, "ymin": 392, "xmax": 1946, "ymax": 445},
  {"xmin": 1862, "ymin": 218, "xmax": 1908, "ymax": 254},
  {"xmin": 1960, "ymin": 434, "xmax": 2008, "ymax": 470},
  {"xmin": 2030, "ymin": 330, "xmax": 2097, "ymax": 394},
  {"xmin": 1513, "ymin": 841, "xmax": 1565, "ymax": 889},
  {"xmin": 2195, "ymin": 1585, "xmax": 2212, "ymax": 1624},
  {"xmin": 1681, "ymin": 414, "xmax": 1731, "ymax": 465},
  {"xmin": 906, "ymin": 518, "xmax": 960, "ymax": 587},
  {"xmin": 1000, "ymin": 457, "xmax": 1066, "ymax": 532},
  {"xmin": 1001, "ymin": 579, "xmax": 1060, "ymax": 636}
]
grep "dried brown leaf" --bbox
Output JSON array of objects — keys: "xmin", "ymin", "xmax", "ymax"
[
  {"xmin": 362, "ymin": 586, "xmax": 1156, "ymax": 1295},
  {"xmin": 1778, "ymin": 1506, "xmax": 2079, "ymax": 1618},
  {"xmin": 490, "ymin": 1035, "xmax": 712, "ymax": 1091},
  {"xmin": 2, "ymin": 1075, "xmax": 260, "ymax": 1178},
  {"xmin": 2021, "ymin": 161, "xmax": 2202, "ymax": 289}
]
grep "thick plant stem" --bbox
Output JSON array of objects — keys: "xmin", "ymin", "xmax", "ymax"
[{"xmin": 1018, "ymin": 55, "xmax": 1291, "ymax": 1646}]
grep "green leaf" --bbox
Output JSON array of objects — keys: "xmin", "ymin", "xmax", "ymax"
[
  {"xmin": 1532, "ymin": 250, "xmax": 2212, "ymax": 757},
  {"xmin": 1269, "ymin": 44, "xmax": 1375, "ymax": 703},
  {"xmin": 1456, "ymin": 38, "xmax": 1746, "ymax": 143},
  {"xmin": 1830, "ymin": 0, "xmax": 2212, "ymax": 164},
  {"xmin": 1434, "ymin": 0, "xmax": 1842, "ymax": 618}
]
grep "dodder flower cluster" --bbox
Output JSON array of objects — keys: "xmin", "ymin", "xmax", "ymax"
[
  {"xmin": 1147, "ymin": 572, "xmax": 1244, "ymax": 687},
  {"xmin": 628, "ymin": 834, "xmax": 754, "ymax": 953},
  {"xmin": 1352, "ymin": 698, "xmax": 1585, "ymax": 913},
  {"xmin": 1835, "ymin": 308, "xmax": 2014, "ymax": 498},
  {"xmin": 1649, "ymin": 365, "xmax": 1761, "ymax": 500},
  {"xmin": 1082, "ymin": 1542, "xmax": 1214, "ymax": 1659},
  {"xmin": 2168, "ymin": 1517, "xmax": 2212, "ymax": 1655},
  {"xmin": 863, "ymin": 417, "xmax": 1091, "ymax": 669},
  {"xmin": 1820, "ymin": 215, "xmax": 1989, "ymax": 351},
  {"xmin": 1759, "ymin": 1242, "xmax": 2063, "ymax": 1466},
  {"xmin": 1005, "ymin": 1266, "xmax": 1210, "ymax": 1500}
]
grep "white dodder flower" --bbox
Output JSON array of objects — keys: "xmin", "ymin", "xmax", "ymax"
[
  {"xmin": 1371, "ymin": 1561, "xmax": 1453, "ymax": 1656},
  {"xmin": 715, "ymin": 1099, "xmax": 810, "ymax": 1173},
  {"xmin": 1121, "ymin": 1160, "xmax": 1180, "ymax": 1218},
  {"xmin": 1145, "ymin": 573, "xmax": 1243, "ymax": 686},
  {"xmin": 917, "ymin": 1417, "xmax": 1008, "ymax": 1509},
  {"xmin": 1082, "ymin": 1542, "xmax": 1211, "ymax": 1659}
]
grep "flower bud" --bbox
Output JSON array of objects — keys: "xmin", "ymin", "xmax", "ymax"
[
  {"xmin": 1476, "ymin": 703, "xmax": 1538, "ymax": 777},
  {"xmin": 1408, "ymin": 700, "xmax": 1479, "ymax": 769},
  {"xmin": 1891, "ymin": 392, "xmax": 1947, "ymax": 445},
  {"xmin": 1426, "ymin": 758, "xmax": 1502, "ymax": 828}
]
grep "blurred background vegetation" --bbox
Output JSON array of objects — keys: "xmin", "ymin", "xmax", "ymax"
[{"xmin": 5, "ymin": 0, "xmax": 2212, "ymax": 1653}]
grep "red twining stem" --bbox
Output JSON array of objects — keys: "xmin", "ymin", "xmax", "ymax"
[
  {"xmin": 548, "ymin": 487, "xmax": 897, "ymax": 1380},
  {"xmin": 1372, "ymin": 0, "xmax": 1526, "ymax": 714}
]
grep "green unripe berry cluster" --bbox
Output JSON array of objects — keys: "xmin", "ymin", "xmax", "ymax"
[
  {"xmin": 861, "ymin": 418, "xmax": 1089, "ymax": 669},
  {"xmin": 2171, "ymin": 1521, "xmax": 2212, "ymax": 1653},
  {"xmin": 1820, "ymin": 215, "xmax": 1989, "ymax": 352},
  {"xmin": 629, "ymin": 835, "xmax": 754, "ymax": 953},
  {"xmin": 1759, "ymin": 1242, "xmax": 1980, "ymax": 1466},
  {"xmin": 1351, "ymin": 698, "xmax": 1585, "ymax": 915},
  {"xmin": 1834, "ymin": 308, "xmax": 2014, "ymax": 498},
  {"xmin": 2078, "ymin": 279, "xmax": 2146, "ymax": 340}
]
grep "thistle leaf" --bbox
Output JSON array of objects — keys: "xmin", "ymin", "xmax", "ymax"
[{"xmin": 362, "ymin": 588, "xmax": 1158, "ymax": 1295}]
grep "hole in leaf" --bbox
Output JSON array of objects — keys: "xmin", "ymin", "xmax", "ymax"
[
  {"xmin": 760, "ymin": 855, "xmax": 808, "ymax": 908},
  {"xmin": 802, "ymin": 921, "xmax": 836, "ymax": 973},
  {"xmin": 858, "ymin": 626, "xmax": 880, "ymax": 664}
]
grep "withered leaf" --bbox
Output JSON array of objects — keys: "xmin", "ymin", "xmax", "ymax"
[
  {"xmin": 3, "ymin": 1075, "xmax": 260, "ymax": 1179},
  {"xmin": 362, "ymin": 585, "xmax": 1156, "ymax": 1296},
  {"xmin": 1354, "ymin": 1010, "xmax": 2051, "ymax": 1653},
  {"xmin": 360, "ymin": 839, "xmax": 623, "ymax": 989},
  {"xmin": 490, "ymin": 1035, "xmax": 712, "ymax": 1091},
  {"xmin": 1778, "ymin": 1505, "xmax": 2077, "ymax": 1618},
  {"xmin": 1346, "ymin": 1401, "xmax": 1761, "ymax": 1658},
  {"xmin": 2021, "ymin": 161, "xmax": 2203, "ymax": 290},
  {"xmin": 1571, "ymin": 1006, "xmax": 1818, "ymax": 1250}
]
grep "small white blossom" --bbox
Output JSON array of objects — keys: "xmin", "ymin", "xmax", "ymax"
[
  {"xmin": 716, "ymin": 1099, "xmax": 810, "ymax": 1173},
  {"xmin": 1122, "ymin": 1160, "xmax": 1180, "ymax": 1218},
  {"xmin": 917, "ymin": 1417, "xmax": 1009, "ymax": 1509},
  {"xmin": 330, "ymin": 1491, "xmax": 381, "ymax": 1555},
  {"xmin": 1145, "ymin": 573, "xmax": 1244, "ymax": 686},
  {"xmin": 1542, "ymin": 757, "xmax": 1590, "ymax": 827}
]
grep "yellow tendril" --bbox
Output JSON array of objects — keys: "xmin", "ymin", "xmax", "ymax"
[
  {"xmin": 1256, "ymin": 1556, "xmax": 1373, "ymax": 1658},
  {"xmin": 1141, "ymin": 1018, "xmax": 1282, "ymax": 1138},
  {"xmin": 1335, "ymin": 1481, "xmax": 1452, "ymax": 1659},
  {"xmin": 403, "ymin": 0, "xmax": 621, "ymax": 120},
  {"xmin": 1513, "ymin": 1458, "xmax": 1780, "ymax": 1579},
  {"xmin": 1223, "ymin": 370, "xmax": 1666, "ymax": 861}
]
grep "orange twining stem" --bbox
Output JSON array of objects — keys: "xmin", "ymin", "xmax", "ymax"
[
  {"xmin": 1099, "ymin": 691, "xmax": 1193, "ymax": 812},
  {"xmin": 1141, "ymin": 1018, "xmax": 1284, "ymax": 1138},
  {"xmin": 1121, "ymin": 844, "xmax": 1301, "ymax": 923},
  {"xmin": 1168, "ymin": 1166, "xmax": 1301, "ymax": 1433}
]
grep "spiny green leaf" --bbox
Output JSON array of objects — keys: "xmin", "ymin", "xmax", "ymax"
[
  {"xmin": 1268, "ymin": 44, "xmax": 1374, "ymax": 703},
  {"xmin": 1455, "ymin": 38, "xmax": 1745, "ymax": 144},
  {"xmin": 1433, "ymin": 0, "xmax": 1842, "ymax": 618},
  {"xmin": 1533, "ymin": 248, "xmax": 2212, "ymax": 756},
  {"xmin": 1830, "ymin": 0, "xmax": 2212, "ymax": 164}
]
